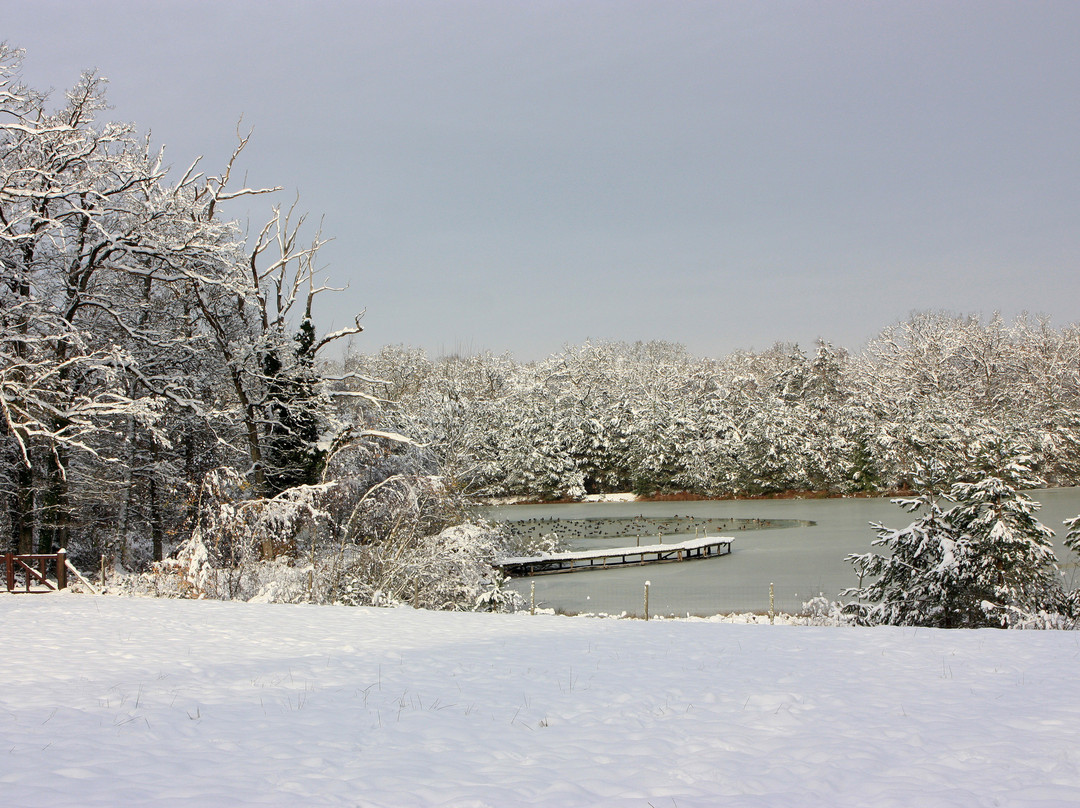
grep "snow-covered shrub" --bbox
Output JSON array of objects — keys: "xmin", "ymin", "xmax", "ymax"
[
  {"xmin": 798, "ymin": 595, "xmax": 851, "ymax": 626},
  {"xmin": 140, "ymin": 445, "xmax": 521, "ymax": 610},
  {"xmin": 143, "ymin": 467, "xmax": 336, "ymax": 600},
  {"xmin": 332, "ymin": 522, "xmax": 521, "ymax": 612}
]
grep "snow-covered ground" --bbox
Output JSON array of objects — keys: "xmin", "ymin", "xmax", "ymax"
[
  {"xmin": 582, "ymin": 493, "xmax": 639, "ymax": 503},
  {"xmin": 477, "ymin": 492, "xmax": 640, "ymax": 505},
  {"xmin": 3, "ymin": 594, "xmax": 1079, "ymax": 807}
]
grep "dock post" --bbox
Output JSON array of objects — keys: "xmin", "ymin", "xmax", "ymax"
[
  {"xmin": 530, "ymin": 581, "xmax": 536, "ymax": 616},
  {"xmin": 644, "ymin": 580, "xmax": 651, "ymax": 621},
  {"xmin": 769, "ymin": 582, "xmax": 775, "ymax": 625}
]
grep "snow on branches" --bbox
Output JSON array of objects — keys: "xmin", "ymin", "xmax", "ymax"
[
  {"xmin": 1, "ymin": 45, "xmax": 364, "ymax": 563},
  {"xmin": 146, "ymin": 444, "xmax": 521, "ymax": 612}
]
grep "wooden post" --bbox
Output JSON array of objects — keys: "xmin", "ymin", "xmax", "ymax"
[
  {"xmin": 100, "ymin": 554, "xmax": 106, "ymax": 586},
  {"xmin": 644, "ymin": 580, "xmax": 651, "ymax": 621},
  {"xmin": 530, "ymin": 581, "xmax": 535, "ymax": 616},
  {"xmin": 64, "ymin": 559, "xmax": 100, "ymax": 595},
  {"xmin": 56, "ymin": 550, "xmax": 67, "ymax": 590},
  {"xmin": 769, "ymin": 582, "xmax": 775, "ymax": 625},
  {"xmin": 4, "ymin": 554, "xmax": 13, "ymax": 592}
]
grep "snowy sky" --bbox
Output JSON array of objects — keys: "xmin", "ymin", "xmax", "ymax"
[{"xmin": 7, "ymin": 1, "xmax": 1080, "ymax": 360}]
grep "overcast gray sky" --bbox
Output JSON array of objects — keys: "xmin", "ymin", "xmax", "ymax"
[{"xmin": 6, "ymin": 1, "xmax": 1079, "ymax": 360}]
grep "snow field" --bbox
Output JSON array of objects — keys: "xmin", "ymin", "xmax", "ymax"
[{"xmin": 2, "ymin": 594, "xmax": 1079, "ymax": 807}]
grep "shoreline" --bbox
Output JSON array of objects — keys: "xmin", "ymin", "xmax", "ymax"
[{"xmin": 475, "ymin": 487, "xmax": 913, "ymax": 507}]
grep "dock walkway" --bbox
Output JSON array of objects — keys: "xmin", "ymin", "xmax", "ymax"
[{"xmin": 497, "ymin": 536, "xmax": 733, "ymax": 577}]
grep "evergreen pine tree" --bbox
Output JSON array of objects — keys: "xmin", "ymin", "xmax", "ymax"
[
  {"xmin": 846, "ymin": 450, "xmax": 1064, "ymax": 627},
  {"xmin": 263, "ymin": 314, "xmax": 327, "ymax": 494}
]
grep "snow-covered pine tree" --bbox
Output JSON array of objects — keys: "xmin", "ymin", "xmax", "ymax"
[
  {"xmin": 844, "ymin": 479, "xmax": 975, "ymax": 627},
  {"xmin": 946, "ymin": 471, "xmax": 1062, "ymax": 624},
  {"xmin": 1063, "ymin": 516, "xmax": 1080, "ymax": 615},
  {"xmin": 1066, "ymin": 515, "xmax": 1080, "ymax": 556},
  {"xmin": 846, "ymin": 450, "xmax": 1065, "ymax": 627}
]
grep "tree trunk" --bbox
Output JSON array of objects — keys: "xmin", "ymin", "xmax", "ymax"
[
  {"xmin": 149, "ymin": 441, "xmax": 163, "ymax": 563},
  {"xmin": 228, "ymin": 366, "xmax": 274, "ymax": 559},
  {"xmin": 15, "ymin": 462, "xmax": 34, "ymax": 555},
  {"xmin": 38, "ymin": 446, "xmax": 70, "ymax": 553}
]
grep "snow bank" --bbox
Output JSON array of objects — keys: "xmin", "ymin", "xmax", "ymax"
[
  {"xmin": 476, "ymin": 492, "xmax": 639, "ymax": 505},
  {"xmin": 2, "ymin": 594, "xmax": 1079, "ymax": 807},
  {"xmin": 582, "ymin": 492, "xmax": 639, "ymax": 503}
]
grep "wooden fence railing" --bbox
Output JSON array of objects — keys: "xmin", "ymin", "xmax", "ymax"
[{"xmin": 3, "ymin": 551, "xmax": 68, "ymax": 593}]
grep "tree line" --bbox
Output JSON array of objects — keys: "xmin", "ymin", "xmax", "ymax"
[{"xmin": 341, "ymin": 313, "xmax": 1080, "ymax": 502}]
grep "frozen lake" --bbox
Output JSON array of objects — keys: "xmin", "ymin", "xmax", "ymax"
[{"xmin": 487, "ymin": 488, "xmax": 1080, "ymax": 616}]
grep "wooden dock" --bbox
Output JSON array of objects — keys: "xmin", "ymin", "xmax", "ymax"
[{"xmin": 496, "ymin": 536, "xmax": 733, "ymax": 577}]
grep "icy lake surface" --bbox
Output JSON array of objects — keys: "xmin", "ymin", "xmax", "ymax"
[{"xmin": 489, "ymin": 488, "xmax": 1080, "ymax": 616}]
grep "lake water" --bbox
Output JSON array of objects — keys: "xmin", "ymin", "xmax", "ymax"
[{"xmin": 486, "ymin": 488, "xmax": 1080, "ymax": 617}]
